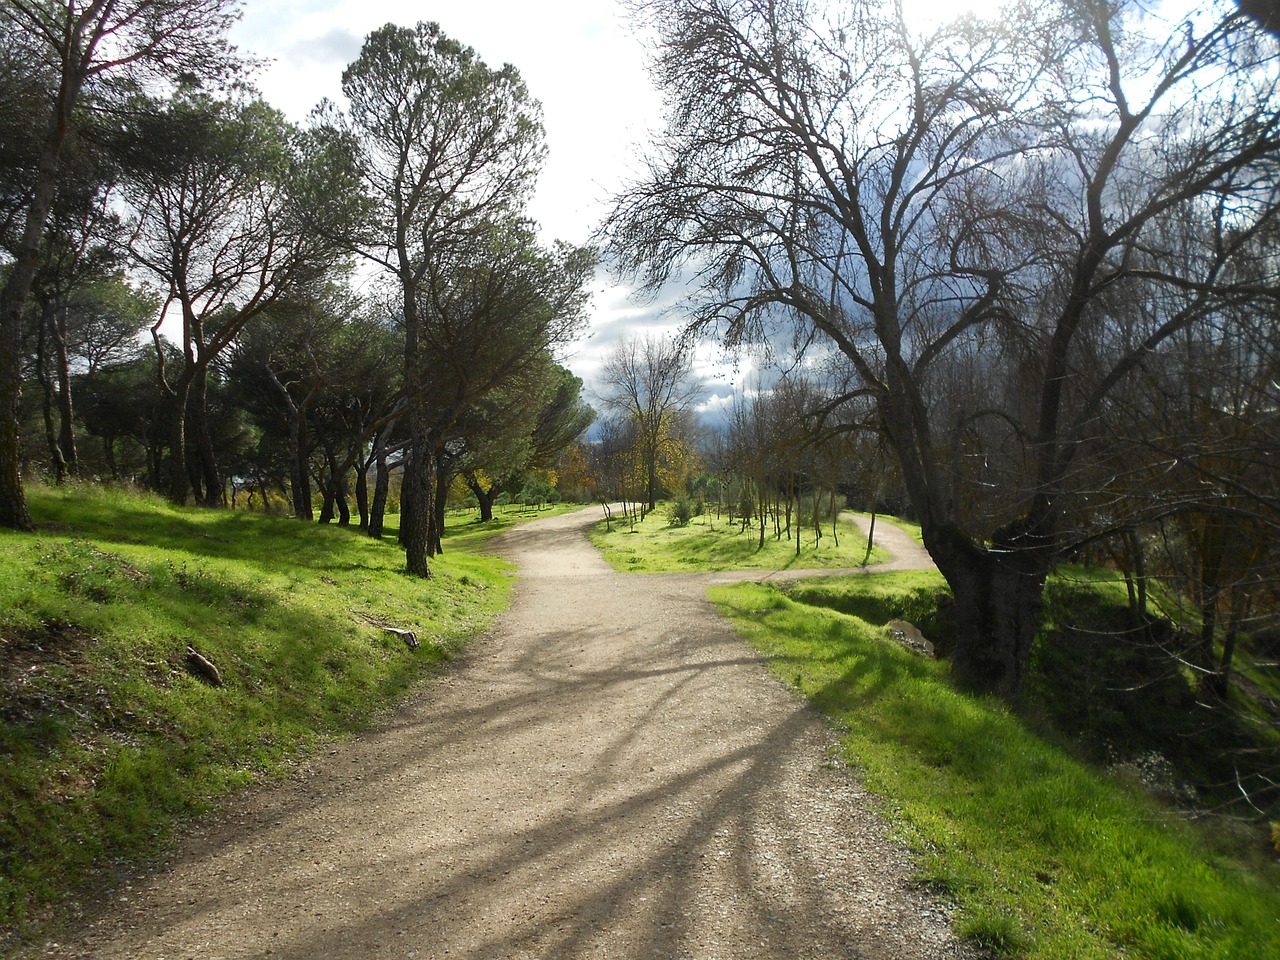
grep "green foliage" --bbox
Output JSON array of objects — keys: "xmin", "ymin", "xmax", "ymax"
[
  {"xmin": 516, "ymin": 478, "xmax": 554, "ymax": 509},
  {"xmin": 666, "ymin": 494, "xmax": 694, "ymax": 527},
  {"xmin": 710, "ymin": 575, "xmax": 1280, "ymax": 960},
  {"xmin": 0, "ymin": 483, "xmax": 516, "ymax": 932}
]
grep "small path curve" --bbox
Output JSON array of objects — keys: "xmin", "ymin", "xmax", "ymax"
[{"xmin": 31, "ymin": 507, "xmax": 967, "ymax": 960}]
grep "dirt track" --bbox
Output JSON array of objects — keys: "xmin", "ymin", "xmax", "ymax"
[{"xmin": 28, "ymin": 508, "xmax": 969, "ymax": 960}]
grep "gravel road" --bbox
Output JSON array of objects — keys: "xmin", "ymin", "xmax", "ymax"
[{"xmin": 27, "ymin": 508, "xmax": 971, "ymax": 960}]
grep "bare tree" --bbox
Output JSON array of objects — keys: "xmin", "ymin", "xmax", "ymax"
[
  {"xmin": 598, "ymin": 333, "xmax": 701, "ymax": 510},
  {"xmin": 606, "ymin": 0, "xmax": 1280, "ymax": 699}
]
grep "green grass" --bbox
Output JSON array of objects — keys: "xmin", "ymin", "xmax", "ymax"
[
  {"xmin": 710, "ymin": 575, "xmax": 1280, "ymax": 960},
  {"xmin": 589, "ymin": 505, "xmax": 887, "ymax": 572},
  {"xmin": 0, "ymin": 483, "xmax": 530, "ymax": 938}
]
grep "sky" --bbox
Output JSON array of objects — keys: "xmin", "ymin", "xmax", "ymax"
[{"xmin": 225, "ymin": 0, "xmax": 1018, "ymax": 409}]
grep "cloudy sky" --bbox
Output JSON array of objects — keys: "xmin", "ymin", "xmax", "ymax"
[{"xmin": 227, "ymin": 0, "xmax": 1004, "ymax": 408}]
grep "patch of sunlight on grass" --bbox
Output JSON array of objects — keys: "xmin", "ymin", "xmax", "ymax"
[
  {"xmin": 589, "ymin": 504, "xmax": 888, "ymax": 573},
  {"xmin": 709, "ymin": 576, "xmax": 1280, "ymax": 960}
]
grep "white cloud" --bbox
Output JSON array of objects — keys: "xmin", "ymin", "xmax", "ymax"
[{"xmin": 282, "ymin": 27, "xmax": 362, "ymax": 67}]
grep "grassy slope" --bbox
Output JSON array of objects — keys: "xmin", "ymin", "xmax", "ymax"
[
  {"xmin": 589, "ymin": 505, "xmax": 887, "ymax": 572},
  {"xmin": 710, "ymin": 573, "xmax": 1280, "ymax": 960},
  {"xmin": 0, "ymin": 485, "xmax": 531, "ymax": 936}
]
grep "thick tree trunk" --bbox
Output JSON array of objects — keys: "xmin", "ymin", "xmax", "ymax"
[
  {"xmin": 318, "ymin": 477, "xmax": 336, "ymax": 524},
  {"xmin": 36, "ymin": 309, "xmax": 67, "ymax": 483},
  {"xmin": 402, "ymin": 444, "xmax": 435, "ymax": 578},
  {"xmin": 399, "ymin": 261, "xmax": 432, "ymax": 576},
  {"xmin": 0, "ymin": 275, "xmax": 35, "ymax": 529},
  {"xmin": 925, "ymin": 521, "xmax": 1050, "ymax": 701},
  {"xmin": 465, "ymin": 472, "xmax": 497, "ymax": 521},
  {"xmin": 290, "ymin": 411, "xmax": 313, "ymax": 520}
]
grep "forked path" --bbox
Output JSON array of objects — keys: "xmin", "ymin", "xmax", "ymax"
[{"xmin": 42, "ymin": 508, "xmax": 967, "ymax": 960}]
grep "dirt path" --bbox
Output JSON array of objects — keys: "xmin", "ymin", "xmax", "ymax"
[{"xmin": 33, "ymin": 508, "xmax": 966, "ymax": 960}]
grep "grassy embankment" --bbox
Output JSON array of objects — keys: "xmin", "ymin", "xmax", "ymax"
[
  {"xmin": 0, "ymin": 484, "xmax": 552, "ymax": 938},
  {"xmin": 589, "ymin": 503, "xmax": 887, "ymax": 572},
  {"xmin": 605, "ymin": 506, "xmax": 1280, "ymax": 958}
]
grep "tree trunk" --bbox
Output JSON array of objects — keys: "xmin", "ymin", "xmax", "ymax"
[
  {"xmin": 925, "ymin": 520, "xmax": 1050, "ymax": 701},
  {"xmin": 290, "ymin": 409, "xmax": 313, "ymax": 520},
  {"xmin": 1210, "ymin": 594, "xmax": 1249, "ymax": 700},
  {"xmin": 265, "ymin": 367, "xmax": 314, "ymax": 520},
  {"xmin": 402, "ymin": 444, "xmax": 435, "ymax": 578},
  {"xmin": 646, "ymin": 449, "xmax": 658, "ymax": 511},
  {"xmin": 1195, "ymin": 526, "xmax": 1225, "ymax": 673},
  {"xmin": 368, "ymin": 432, "xmax": 389, "ymax": 539},
  {"xmin": 466, "ymin": 472, "xmax": 497, "ymax": 521},
  {"xmin": 862, "ymin": 509, "xmax": 877, "ymax": 567},
  {"xmin": 400, "ymin": 257, "xmax": 432, "ymax": 576},
  {"xmin": 102, "ymin": 435, "xmax": 118, "ymax": 480},
  {"xmin": 0, "ymin": 278, "xmax": 35, "ymax": 528},
  {"xmin": 52, "ymin": 303, "xmax": 78, "ymax": 476},
  {"xmin": 431, "ymin": 465, "xmax": 449, "ymax": 555},
  {"xmin": 0, "ymin": 57, "xmax": 84, "ymax": 531},
  {"xmin": 335, "ymin": 467, "xmax": 351, "ymax": 527},
  {"xmin": 355, "ymin": 452, "xmax": 370, "ymax": 530},
  {"xmin": 191, "ymin": 364, "xmax": 222, "ymax": 507},
  {"xmin": 318, "ymin": 476, "xmax": 336, "ymax": 523},
  {"xmin": 36, "ymin": 307, "xmax": 67, "ymax": 483},
  {"xmin": 165, "ymin": 368, "xmax": 196, "ymax": 506}
]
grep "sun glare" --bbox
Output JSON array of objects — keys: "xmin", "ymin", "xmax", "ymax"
[{"xmin": 899, "ymin": 0, "xmax": 1009, "ymax": 28}]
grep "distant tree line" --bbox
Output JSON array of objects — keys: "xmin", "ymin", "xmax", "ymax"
[{"xmin": 0, "ymin": 2, "xmax": 595, "ymax": 577}]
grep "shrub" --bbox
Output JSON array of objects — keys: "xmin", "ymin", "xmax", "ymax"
[{"xmin": 667, "ymin": 496, "xmax": 694, "ymax": 527}]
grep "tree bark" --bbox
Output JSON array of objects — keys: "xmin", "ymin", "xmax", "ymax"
[
  {"xmin": 317, "ymin": 441, "xmax": 341, "ymax": 524},
  {"xmin": 36, "ymin": 306, "xmax": 67, "ymax": 483},
  {"xmin": 431, "ymin": 465, "xmax": 449, "ymax": 555},
  {"xmin": 52, "ymin": 302, "xmax": 78, "ymax": 476},
  {"xmin": 368, "ymin": 431, "xmax": 390, "ymax": 539},
  {"xmin": 336, "ymin": 468, "xmax": 351, "ymax": 527},
  {"xmin": 191, "ymin": 364, "xmax": 222, "ymax": 507},
  {"xmin": 164, "ymin": 368, "xmax": 196, "ymax": 505},
  {"xmin": 0, "ymin": 61, "xmax": 83, "ymax": 528},
  {"xmin": 355, "ymin": 451, "xmax": 370, "ymax": 530},
  {"xmin": 465, "ymin": 472, "xmax": 497, "ymax": 521},
  {"xmin": 924, "ymin": 520, "xmax": 1051, "ymax": 701},
  {"xmin": 290, "ymin": 410, "xmax": 313, "ymax": 520},
  {"xmin": 402, "ymin": 444, "xmax": 435, "ymax": 577},
  {"xmin": 102, "ymin": 435, "xmax": 118, "ymax": 480}
]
